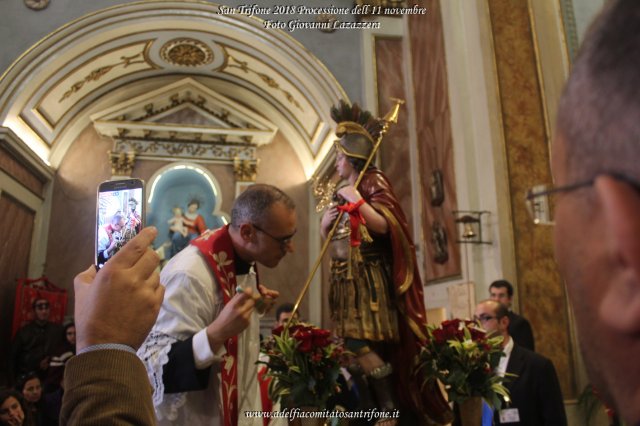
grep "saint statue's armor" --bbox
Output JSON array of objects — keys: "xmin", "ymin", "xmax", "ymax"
[{"xmin": 328, "ymin": 201, "xmax": 399, "ymax": 342}]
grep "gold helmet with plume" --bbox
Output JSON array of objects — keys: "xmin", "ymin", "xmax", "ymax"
[{"xmin": 330, "ymin": 100, "xmax": 383, "ymax": 160}]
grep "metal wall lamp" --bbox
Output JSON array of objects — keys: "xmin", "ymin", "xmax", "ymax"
[{"xmin": 452, "ymin": 210, "xmax": 492, "ymax": 245}]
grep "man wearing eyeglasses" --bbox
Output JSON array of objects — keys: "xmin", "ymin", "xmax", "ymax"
[
  {"xmin": 139, "ymin": 184, "xmax": 296, "ymax": 425},
  {"xmin": 546, "ymin": 1, "xmax": 640, "ymax": 425},
  {"xmin": 474, "ymin": 300, "xmax": 566, "ymax": 426},
  {"xmin": 9, "ymin": 298, "xmax": 63, "ymax": 384}
]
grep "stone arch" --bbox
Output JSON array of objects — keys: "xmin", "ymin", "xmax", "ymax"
[{"xmin": 0, "ymin": 1, "xmax": 347, "ymax": 177}]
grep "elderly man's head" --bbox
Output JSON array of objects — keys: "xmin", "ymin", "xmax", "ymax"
[
  {"xmin": 552, "ymin": 0, "xmax": 640, "ymax": 423},
  {"xmin": 474, "ymin": 300, "xmax": 509, "ymax": 342}
]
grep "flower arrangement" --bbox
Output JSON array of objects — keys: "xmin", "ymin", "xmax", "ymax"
[
  {"xmin": 258, "ymin": 322, "xmax": 349, "ymax": 409},
  {"xmin": 416, "ymin": 319, "xmax": 510, "ymax": 409}
]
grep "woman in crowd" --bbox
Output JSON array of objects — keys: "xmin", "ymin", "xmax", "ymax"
[
  {"xmin": 0, "ymin": 388, "xmax": 31, "ymax": 426},
  {"xmin": 15, "ymin": 373, "xmax": 41, "ymax": 426}
]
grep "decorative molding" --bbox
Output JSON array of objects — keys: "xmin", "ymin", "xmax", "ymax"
[
  {"xmin": 108, "ymin": 150, "xmax": 136, "ymax": 176},
  {"xmin": 59, "ymin": 53, "xmax": 146, "ymax": 103},
  {"xmin": 233, "ymin": 157, "xmax": 258, "ymax": 182},
  {"xmin": 134, "ymin": 96, "xmax": 237, "ymax": 129},
  {"xmin": 95, "ymin": 77, "xmax": 270, "ymax": 169},
  {"xmin": 114, "ymin": 139, "xmax": 256, "ymax": 163},
  {"xmin": 160, "ymin": 38, "xmax": 214, "ymax": 67},
  {"xmin": 226, "ymin": 52, "xmax": 304, "ymax": 113}
]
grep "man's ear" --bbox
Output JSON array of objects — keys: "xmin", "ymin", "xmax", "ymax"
[
  {"xmin": 594, "ymin": 175, "xmax": 640, "ymax": 334},
  {"xmin": 500, "ymin": 315, "xmax": 510, "ymax": 331},
  {"xmin": 238, "ymin": 223, "xmax": 255, "ymax": 243}
]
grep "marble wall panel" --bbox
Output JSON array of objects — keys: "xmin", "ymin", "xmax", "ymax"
[{"xmin": 488, "ymin": 0, "xmax": 575, "ymax": 398}]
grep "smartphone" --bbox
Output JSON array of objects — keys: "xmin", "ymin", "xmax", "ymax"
[{"xmin": 95, "ymin": 179, "xmax": 145, "ymax": 268}]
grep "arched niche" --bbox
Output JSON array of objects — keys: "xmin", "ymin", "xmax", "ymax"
[{"xmin": 146, "ymin": 162, "xmax": 227, "ymax": 251}]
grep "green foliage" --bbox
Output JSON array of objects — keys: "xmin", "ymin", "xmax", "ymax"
[
  {"xmin": 258, "ymin": 322, "xmax": 349, "ymax": 409},
  {"xmin": 416, "ymin": 319, "xmax": 512, "ymax": 410}
]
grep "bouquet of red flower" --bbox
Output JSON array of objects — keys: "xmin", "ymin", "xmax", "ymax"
[
  {"xmin": 258, "ymin": 322, "xmax": 349, "ymax": 409},
  {"xmin": 417, "ymin": 319, "xmax": 510, "ymax": 409}
]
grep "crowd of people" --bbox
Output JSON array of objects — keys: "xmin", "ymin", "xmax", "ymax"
[
  {"xmin": 5, "ymin": 1, "xmax": 640, "ymax": 425},
  {"xmin": 3, "ymin": 301, "xmax": 76, "ymax": 426}
]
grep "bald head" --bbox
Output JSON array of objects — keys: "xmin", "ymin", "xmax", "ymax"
[{"xmin": 475, "ymin": 299, "xmax": 509, "ymax": 339}]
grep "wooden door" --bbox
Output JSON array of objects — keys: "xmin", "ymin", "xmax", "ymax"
[{"xmin": 0, "ymin": 193, "xmax": 35, "ymax": 385}]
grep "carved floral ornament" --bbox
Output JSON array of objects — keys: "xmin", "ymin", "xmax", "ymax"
[
  {"xmin": 233, "ymin": 158, "xmax": 258, "ymax": 182},
  {"xmin": 108, "ymin": 150, "xmax": 136, "ymax": 177},
  {"xmin": 160, "ymin": 38, "xmax": 214, "ymax": 67}
]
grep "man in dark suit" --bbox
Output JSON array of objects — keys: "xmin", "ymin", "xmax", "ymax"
[
  {"xmin": 489, "ymin": 280, "xmax": 535, "ymax": 351},
  {"xmin": 475, "ymin": 300, "xmax": 566, "ymax": 426}
]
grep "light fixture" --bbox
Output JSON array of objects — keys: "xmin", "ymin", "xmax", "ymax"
[{"xmin": 453, "ymin": 210, "xmax": 491, "ymax": 245}]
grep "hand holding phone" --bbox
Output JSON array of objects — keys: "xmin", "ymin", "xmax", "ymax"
[{"xmin": 96, "ymin": 179, "xmax": 145, "ymax": 268}]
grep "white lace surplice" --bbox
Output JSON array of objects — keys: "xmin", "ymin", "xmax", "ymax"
[{"xmin": 138, "ymin": 246, "xmax": 225, "ymax": 425}]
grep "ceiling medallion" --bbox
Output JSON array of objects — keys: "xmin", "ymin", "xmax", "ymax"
[
  {"xmin": 24, "ymin": 0, "xmax": 50, "ymax": 10},
  {"xmin": 160, "ymin": 38, "xmax": 214, "ymax": 67}
]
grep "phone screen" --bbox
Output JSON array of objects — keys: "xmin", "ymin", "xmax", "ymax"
[{"xmin": 96, "ymin": 179, "xmax": 144, "ymax": 268}]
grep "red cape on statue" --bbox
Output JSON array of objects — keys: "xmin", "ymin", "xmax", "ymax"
[{"xmin": 358, "ymin": 168, "xmax": 450, "ymax": 423}]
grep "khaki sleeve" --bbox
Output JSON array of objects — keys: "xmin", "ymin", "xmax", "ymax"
[{"xmin": 61, "ymin": 350, "xmax": 156, "ymax": 425}]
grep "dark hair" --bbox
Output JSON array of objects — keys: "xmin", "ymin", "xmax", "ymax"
[
  {"xmin": 15, "ymin": 372, "xmax": 39, "ymax": 394},
  {"xmin": 557, "ymin": 0, "xmax": 640, "ymax": 184},
  {"xmin": 111, "ymin": 213, "xmax": 124, "ymax": 224},
  {"xmin": 489, "ymin": 280, "xmax": 514, "ymax": 297},
  {"xmin": 0, "ymin": 388, "xmax": 29, "ymax": 426},
  {"xmin": 230, "ymin": 184, "xmax": 295, "ymax": 227},
  {"xmin": 493, "ymin": 301, "xmax": 509, "ymax": 320},
  {"xmin": 187, "ymin": 199, "xmax": 200, "ymax": 209},
  {"xmin": 275, "ymin": 303, "xmax": 295, "ymax": 322}
]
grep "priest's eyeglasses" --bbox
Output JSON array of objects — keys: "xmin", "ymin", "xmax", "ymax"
[{"xmin": 252, "ymin": 223, "xmax": 295, "ymax": 247}]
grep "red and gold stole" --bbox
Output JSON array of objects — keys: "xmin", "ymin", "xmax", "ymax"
[{"xmin": 191, "ymin": 225, "xmax": 239, "ymax": 426}]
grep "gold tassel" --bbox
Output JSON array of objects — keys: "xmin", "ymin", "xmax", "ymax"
[
  {"xmin": 359, "ymin": 224, "xmax": 373, "ymax": 243},
  {"xmin": 347, "ymin": 245, "xmax": 353, "ymax": 280}
]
